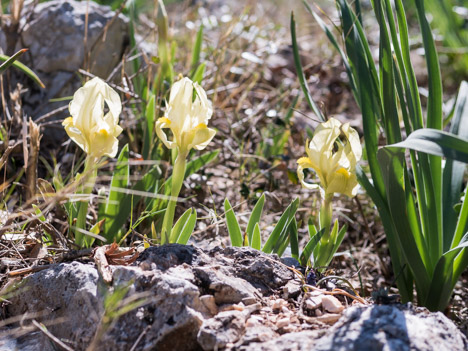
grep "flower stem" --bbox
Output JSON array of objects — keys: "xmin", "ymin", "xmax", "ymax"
[
  {"xmin": 319, "ymin": 193, "xmax": 333, "ymax": 237},
  {"xmin": 75, "ymin": 156, "xmax": 98, "ymax": 247},
  {"xmin": 314, "ymin": 193, "xmax": 334, "ymax": 270},
  {"xmin": 161, "ymin": 152, "xmax": 187, "ymax": 244}
]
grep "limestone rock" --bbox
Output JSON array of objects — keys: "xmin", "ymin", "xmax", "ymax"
[
  {"xmin": 19, "ymin": 0, "xmax": 128, "ymax": 76},
  {"xmin": 313, "ymin": 304, "xmax": 468, "ymax": 351},
  {"xmin": 2, "ymin": 246, "xmax": 467, "ymax": 351},
  {"xmin": 197, "ymin": 310, "xmax": 247, "ymax": 350}
]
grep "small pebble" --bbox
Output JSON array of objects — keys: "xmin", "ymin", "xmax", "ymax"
[
  {"xmin": 242, "ymin": 297, "xmax": 257, "ymax": 305},
  {"xmin": 321, "ymin": 295, "xmax": 344, "ymax": 313},
  {"xmin": 272, "ymin": 298, "xmax": 287, "ymax": 311},
  {"xmin": 315, "ymin": 309, "xmax": 323, "ymax": 317},
  {"xmin": 276, "ymin": 317, "xmax": 290, "ymax": 329},
  {"xmin": 219, "ymin": 303, "xmax": 244, "ymax": 312},
  {"xmin": 200, "ymin": 295, "xmax": 218, "ymax": 315},
  {"xmin": 305, "ymin": 296, "xmax": 323, "ymax": 310},
  {"xmin": 316, "ymin": 313, "xmax": 341, "ymax": 325}
]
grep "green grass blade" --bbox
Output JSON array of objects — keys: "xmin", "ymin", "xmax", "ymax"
[
  {"xmin": 190, "ymin": 25, "xmax": 204, "ymax": 76},
  {"xmin": 452, "ymin": 188, "xmax": 468, "ymax": 250},
  {"xmin": 100, "ymin": 145, "xmax": 130, "ymax": 242},
  {"xmin": 262, "ymin": 198, "xmax": 299, "ymax": 254},
  {"xmin": 443, "ymin": 82, "xmax": 468, "ymax": 250},
  {"xmin": 414, "ymin": 0, "xmax": 442, "ymax": 131},
  {"xmin": 246, "ymin": 194, "xmax": 265, "ymax": 245},
  {"xmin": 378, "ymin": 148, "xmax": 431, "ymax": 297},
  {"xmin": 356, "ymin": 166, "xmax": 414, "ymax": 301},
  {"xmin": 0, "ymin": 49, "xmax": 27, "ymax": 73},
  {"xmin": 224, "ymin": 198, "xmax": 243, "ymax": 247},
  {"xmin": 289, "ymin": 218, "xmax": 299, "ymax": 260},
  {"xmin": 0, "ymin": 50, "xmax": 45, "ymax": 88},
  {"xmin": 300, "ymin": 228, "xmax": 325, "ymax": 266},
  {"xmin": 394, "ymin": 0, "xmax": 423, "ymax": 130},
  {"xmin": 184, "ymin": 150, "xmax": 219, "ymax": 179},
  {"xmin": 191, "ymin": 63, "xmax": 206, "ymax": 85},
  {"xmin": 414, "ymin": 0, "xmax": 444, "ymax": 258},
  {"xmin": 173, "ymin": 208, "xmax": 197, "ymax": 244},
  {"xmin": 426, "ymin": 234, "xmax": 468, "ymax": 311},
  {"xmin": 374, "ymin": 0, "xmax": 401, "ymax": 144},
  {"xmin": 290, "ymin": 12, "xmax": 325, "ymax": 122},
  {"xmin": 251, "ymin": 223, "xmax": 262, "ymax": 250},
  {"xmin": 156, "ymin": 0, "xmax": 174, "ymax": 85},
  {"xmin": 143, "ymin": 94, "xmax": 155, "ymax": 160}
]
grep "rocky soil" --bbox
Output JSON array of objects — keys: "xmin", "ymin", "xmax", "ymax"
[{"xmin": 1, "ymin": 245, "xmax": 466, "ymax": 351}]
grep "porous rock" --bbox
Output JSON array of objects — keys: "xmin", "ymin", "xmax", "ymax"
[
  {"xmin": 19, "ymin": 0, "xmax": 127, "ymax": 75},
  {"xmin": 312, "ymin": 304, "xmax": 468, "ymax": 351},
  {"xmin": 3, "ymin": 246, "xmax": 467, "ymax": 351},
  {"xmin": 2, "ymin": 245, "xmax": 295, "ymax": 351},
  {"xmin": 197, "ymin": 310, "xmax": 247, "ymax": 350}
]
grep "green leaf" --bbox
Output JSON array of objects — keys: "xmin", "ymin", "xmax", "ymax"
[
  {"xmin": 246, "ymin": 194, "xmax": 265, "ymax": 246},
  {"xmin": 184, "ymin": 150, "xmax": 219, "ymax": 179},
  {"xmin": 0, "ymin": 49, "xmax": 27, "ymax": 73},
  {"xmin": 173, "ymin": 208, "xmax": 197, "ymax": 244},
  {"xmin": 191, "ymin": 62, "xmax": 206, "ymax": 85},
  {"xmin": 99, "ymin": 145, "xmax": 130, "ymax": 242},
  {"xmin": 190, "ymin": 25, "xmax": 204, "ymax": 76},
  {"xmin": 289, "ymin": 218, "xmax": 299, "ymax": 261},
  {"xmin": 378, "ymin": 147, "xmax": 431, "ymax": 296},
  {"xmin": 251, "ymin": 223, "xmax": 262, "ymax": 250},
  {"xmin": 388, "ymin": 129, "xmax": 468, "ymax": 163},
  {"xmin": 0, "ymin": 50, "xmax": 45, "ymax": 88},
  {"xmin": 143, "ymin": 94, "xmax": 156, "ymax": 159},
  {"xmin": 443, "ymin": 82, "xmax": 468, "ymax": 249},
  {"xmin": 425, "ymin": 234, "xmax": 468, "ymax": 311},
  {"xmin": 300, "ymin": 227, "xmax": 325, "ymax": 266},
  {"xmin": 224, "ymin": 198, "xmax": 243, "ymax": 247},
  {"xmin": 262, "ymin": 198, "xmax": 299, "ymax": 254}
]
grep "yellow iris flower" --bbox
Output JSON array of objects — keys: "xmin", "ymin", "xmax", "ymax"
[
  {"xmin": 156, "ymin": 77, "xmax": 216, "ymax": 157},
  {"xmin": 63, "ymin": 77, "xmax": 123, "ymax": 159},
  {"xmin": 297, "ymin": 118, "xmax": 362, "ymax": 197}
]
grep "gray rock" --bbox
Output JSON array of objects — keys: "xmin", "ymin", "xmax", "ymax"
[
  {"xmin": 19, "ymin": 0, "xmax": 128, "ymax": 76},
  {"xmin": 2, "ymin": 246, "xmax": 467, "ymax": 351},
  {"xmin": 4, "ymin": 261, "xmax": 101, "ymax": 350},
  {"xmin": 198, "ymin": 310, "xmax": 247, "ymax": 350},
  {"xmin": 312, "ymin": 304, "xmax": 468, "ymax": 351},
  {"xmin": 239, "ymin": 331, "xmax": 321, "ymax": 351},
  {"xmin": 1, "ymin": 0, "xmax": 128, "ymax": 132},
  {"xmin": 2, "ymin": 245, "xmax": 293, "ymax": 351}
]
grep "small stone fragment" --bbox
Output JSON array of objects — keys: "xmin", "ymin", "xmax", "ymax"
[
  {"xmin": 197, "ymin": 310, "xmax": 246, "ymax": 351},
  {"xmin": 282, "ymin": 280, "xmax": 302, "ymax": 299},
  {"xmin": 219, "ymin": 303, "xmax": 245, "ymax": 312},
  {"xmin": 276, "ymin": 317, "xmax": 290, "ymax": 329},
  {"xmin": 315, "ymin": 309, "xmax": 323, "ymax": 317},
  {"xmin": 272, "ymin": 298, "xmax": 287, "ymax": 311},
  {"xmin": 305, "ymin": 296, "xmax": 323, "ymax": 310},
  {"xmin": 200, "ymin": 295, "xmax": 218, "ymax": 315},
  {"xmin": 316, "ymin": 313, "xmax": 341, "ymax": 325},
  {"xmin": 242, "ymin": 296, "xmax": 257, "ymax": 305},
  {"xmin": 321, "ymin": 295, "xmax": 344, "ymax": 313}
]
